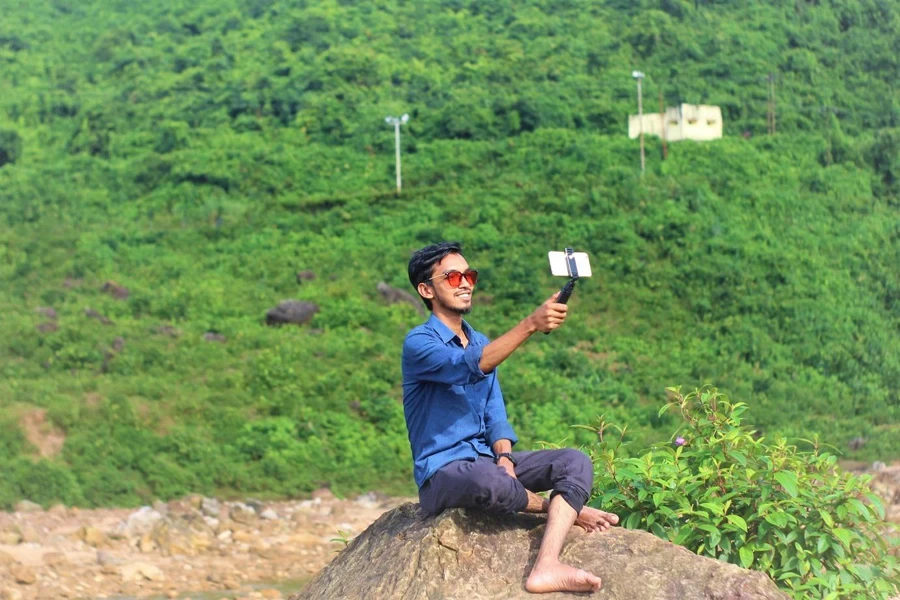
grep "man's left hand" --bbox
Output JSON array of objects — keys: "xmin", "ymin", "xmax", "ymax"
[{"xmin": 497, "ymin": 457, "xmax": 517, "ymax": 479}]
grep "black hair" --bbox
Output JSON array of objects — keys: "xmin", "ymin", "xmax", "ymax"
[{"xmin": 408, "ymin": 241, "xmax": 463, "ymax": 311}]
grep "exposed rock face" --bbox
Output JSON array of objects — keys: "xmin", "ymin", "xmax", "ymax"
[
  {"xmin": 265, "ymin": 300, "xmax": 319, "ymax": 326},
  {"xmin": 294, "ymin": 504, "xmax": 788, "ymax": 600}
]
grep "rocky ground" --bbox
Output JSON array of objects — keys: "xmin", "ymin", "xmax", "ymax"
[
  {"xmin": 0, "ymin": 489, "xmax": 414, "ymax": 600},
  {"xmin": 0, "ymin": 462, "xmax": 897, "ymax": 600}
]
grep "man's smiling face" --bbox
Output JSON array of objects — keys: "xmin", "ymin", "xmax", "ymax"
[{"xmin": 426, "ymin": 253, "xmax": 474, "ymax": 315}]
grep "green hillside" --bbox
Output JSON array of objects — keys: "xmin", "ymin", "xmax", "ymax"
[{"xmin": 1, "ymin": 0, "xmax": 899, "ymax": 512}]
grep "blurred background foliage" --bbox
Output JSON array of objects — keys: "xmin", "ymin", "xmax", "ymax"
[{"xmin": 0, "ymin": 0, "xmax": 898, "ymax": 507}]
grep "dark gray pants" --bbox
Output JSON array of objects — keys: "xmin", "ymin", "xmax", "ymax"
[{"xmin": 418, "ymin": 448, "xmax": 593, "ymax": 516}]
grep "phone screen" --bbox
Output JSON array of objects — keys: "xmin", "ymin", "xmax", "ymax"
[{"xmin": 548, "ymin": 251, "xmax": 592, "ymax": 277}]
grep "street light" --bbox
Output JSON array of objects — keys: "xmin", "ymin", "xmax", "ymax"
[
  {"xmin": 632, "ymin": 70, "xmax": 645, "ymax": 174},
  {"xmin": 385, "ymin": 113, "xmax": 410, "ymax": 194}
]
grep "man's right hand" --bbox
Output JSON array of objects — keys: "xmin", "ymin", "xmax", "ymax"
[{"xmin": 528, "ymin": 292, "xmax": 569, "ymax": 334}]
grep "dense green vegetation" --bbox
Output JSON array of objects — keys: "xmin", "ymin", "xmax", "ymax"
[
  {"xmin": 1, "ymin": 0, "xmax": 898, "ymax": 522},
  {"xmin": 587, "ymin": 387, "xmax": 899, "ymax": 599}
]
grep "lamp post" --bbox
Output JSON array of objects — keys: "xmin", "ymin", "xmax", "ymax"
[
  {"xmin": 632, "ymin": 70, "xmax": 645, "ymax": 174},
  {"xmin": 385, "ymin": 113, "xmax": 409, "ymax": 194}
]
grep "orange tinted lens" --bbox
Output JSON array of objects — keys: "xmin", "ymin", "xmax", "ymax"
[
  {"xmin": 464, "ymin": 270, "xmax": 478, "ymax": 285},
  {"xmin": 445, "ymin": 271, "xmax": 463, "ymax": 286}
]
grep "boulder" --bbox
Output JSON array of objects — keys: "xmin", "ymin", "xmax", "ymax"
[
  {"xmin": 296, "ymin": 270, "xmax": 316, "ymax": 283},
  {"xmin": 266, "ymin": 300, "xmax": 319, "ymax": 326},
  {"xmin": 35, "ymin": 307, "xmax": 57, "ymax": 320},
  {"xmin": 84, "ymin": 308, "xmax": 114, "ymax": 326},
  {"xmin": 13, "ymin": 500, "xmax": 42, "ymax": 513},
  {"xmin": 102, "ymin": 280, "xmax": 130, "ymax": 300},
  {"xmin": 376, "ymin": 282, "xmax": 426, "ymax": 316},
  {"xmin": 293, "ymin": 503, "xmax": 788, "ymax": 600}
]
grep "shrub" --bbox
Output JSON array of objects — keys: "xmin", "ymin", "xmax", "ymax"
[{"xmin": 585, "ymin": 386, "xmax": 899, "ymax": 600}]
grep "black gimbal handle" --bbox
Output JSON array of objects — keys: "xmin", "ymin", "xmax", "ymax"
[{"xmin": 556, "ymin": 277, "xmax": 577, "ymax": 304}]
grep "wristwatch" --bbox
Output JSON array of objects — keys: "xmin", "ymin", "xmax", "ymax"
[{"xmin": 494, "ymin": 452, "xmax": 517, "ymax": 466}]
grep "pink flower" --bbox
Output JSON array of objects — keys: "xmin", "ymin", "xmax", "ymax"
[{"xmin": 674, "ymin": 436, "xmax": 686, "ymax": 446}]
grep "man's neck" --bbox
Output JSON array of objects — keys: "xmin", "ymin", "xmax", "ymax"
[{"xmin": 432, "ymin": 307, "xmax": 465, "ymax": 338}]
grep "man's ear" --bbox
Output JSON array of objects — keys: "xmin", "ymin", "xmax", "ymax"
[{"xmin": 417, "ymin": 282, "xmax": 434, "ymax": 302}]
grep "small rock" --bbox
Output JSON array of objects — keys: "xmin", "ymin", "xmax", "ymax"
[
  {"xmin": 354, "ymin": 492, "xmax": 378, "ymax": 508},
  {"xmin": 0, "ymin": 551, "xmax": 16, "ymax": 565},
  {"xmin": 35, "ymin": 307, "xmax": 58, "ymax": 319},
  {"xmin": 201, "ymin": 497, "xmax": 221, "ymax": 518},
  {"xmin": 139, "ymin": 534, "xmax": 156, "ymax": 553},
  {"xmin": 18, "ymin": 525, "xmax": 42, "ymax": 544},
  {"xmin": 259, "ymin": 509, "xmax": 278, "ymax": 520},
  {"xmin": 311, "ymin": 487, "xmax": 335, "ymax": 501},
  {"xmin": 77, "ymin": 526, "xmax": 106, "ymax": 547},
  {"xmin": 0, "ymin": 529, "xmax": 23, "ymax": 545},
  {"xmin": 111, "ymin": 336, "xmax": 126, "ymax": 352},
  {"xmin": 154, "ymin": 325, "xmax": 181, "ymax": 338},
  {"xmin": 35, "ymin": 322, "xmax": 58, "ymax": 333},
  {"xmin": 232, "ymin": 530, "xmax": 254, "ymax": 544},
  {"xmin": 245, "ymin": 499, "xmax": 265, "ymax": 513},
  {"xmin": 203, "ymin": 332, "xmax": 227, "ymax": 343},
  {"xmin": 0, "ymin": 587, "xmax": 24, "ymax": 600},
  {"xmin": 111, "ymin": 506, "xmax": 163, "ymax": 538},
  {"xmin": 217, "ymin": 530, "xmax": 232, "ymax": 541},
  {"xmin": 229, "ymin": 503, "xmax": 256, "ymax": 524},
  {"xmin": 102, "ymin": 280, "xmax": 130, "ymax": 300},
  {"xmin": 84, "ymin": 308, "xmax": 114, "ymax": 325},
  {"xmin": 48, "ymin": 504, "xmax": 68, "ymax": 516},
  {"xmin": 10, "ymin": 564, "xmax": 36, "ymax": 585},
  {"xmin": 42, "ymin": 552, "xmax": 68, "ymax": 567},
  {"xmin": 204, "ymin": 516, "xmax": 220, "ymax": 529},
  {"xmin": 97, "ymin": 551, "xmax": 122, "ymax": 566},
  {"xmin": 296, "ymin": 270, "xmax": 316, "ymax": 283},
  {"xmin": 261, "ymin": 589, "xmax": 282, "ymax": 599},
  {"xmin": 121, "ymin": 562, "xmax": 165, "ymax": 582}
]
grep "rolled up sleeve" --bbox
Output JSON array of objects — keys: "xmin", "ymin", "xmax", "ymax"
[
  {"xmin": 402, "ymin": 331, "xmax": 489, "ymax": 386},
  {"xmin": 484, "ymin": 372, "xmax": 518, "ymax": 447}
]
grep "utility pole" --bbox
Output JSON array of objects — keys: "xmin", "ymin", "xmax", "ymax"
[
  {"xmin": 659, "ymin": 89, "xmax": 668, "ymax": 160},
  {"xmin": 632, "ymin": 71, "xmax": 645, "ymax": 174},
  {"xmin": 385, "ymin": 114, "xmax": 409, "ymax": 194}
]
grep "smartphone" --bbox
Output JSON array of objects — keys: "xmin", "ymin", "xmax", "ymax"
[{"xmin": 548, "ymin": 251, "xmax": 592, "ymax": 278}]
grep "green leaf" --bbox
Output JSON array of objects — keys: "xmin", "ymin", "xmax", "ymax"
[
  {"xmin": 624, "ymin": 512, "xmax": 641, "ymax": 529},
  {"xmin": 764, "ymin": 511, "xmax": 788, "ymax": 528},
  {"xmin": 774, "ymin": 471, "xmax": 798, "ymax": 498},
  {"xmin": 739, "ymin": 545, "xmax": 753, "ymax": 568},
  {"xmin": 725, "ymin": 514, "xmax": 747, "ymax": 532},
  {"xmin": 832, "ymin": 528, "xmax": 854, "ymax": 549}
]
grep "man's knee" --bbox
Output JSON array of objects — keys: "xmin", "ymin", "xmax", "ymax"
[
  {"xmin": 561, "ymin": 448, "xmax": 594, "ymax": 490},
  {"xmin": 551, "ymin": 449, "xmax": 593, "ymax": 514}
]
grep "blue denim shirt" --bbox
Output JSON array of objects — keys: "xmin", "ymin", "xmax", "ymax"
[{"xmin": 402, "ymin": 314, "xmax": 518, "ymax": 488}]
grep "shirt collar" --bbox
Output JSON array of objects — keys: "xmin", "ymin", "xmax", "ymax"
[{"xmin": 426, "ymin": 313, "xmax": 474, "ymax": 345}]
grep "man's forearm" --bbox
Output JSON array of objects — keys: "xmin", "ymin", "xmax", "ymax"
[{"xmin": 478, "ymin": 316, "xmax": 536, "ymax": 373}]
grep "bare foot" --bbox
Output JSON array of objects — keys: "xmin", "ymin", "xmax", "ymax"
[
  {"xmin": 575, "ymin": 506, "xmax": 619, "ymax": 532},
  {"xmin": 525, "ymin": 560, "xmax": 602, "ymax": 594}
]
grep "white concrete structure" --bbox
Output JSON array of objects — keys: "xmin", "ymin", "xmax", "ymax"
[{"xmin": 628, "ymin": 104, "xmax": 723, "ymax": 142}]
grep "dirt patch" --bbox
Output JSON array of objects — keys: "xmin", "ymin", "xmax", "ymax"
[{"xmin": 18, "ymin": 409, "xmax": 65, "ymax": 458}]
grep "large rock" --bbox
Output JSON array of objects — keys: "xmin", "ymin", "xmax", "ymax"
[
  {"xmin": 265, "ymin": 300, "xmax": 319, "ymax": 326},
  {"xmin": 376, "ymin": 282, "xmax": 426, "ymax": 317},
  {"xmin": 293, "ymin": 503, "xmax": 788, "ymax": 600}
]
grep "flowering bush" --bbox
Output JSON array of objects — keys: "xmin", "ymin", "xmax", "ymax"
[{"xmin": 585, "ymin": 387, "xmax": 899, "ymax": 600}]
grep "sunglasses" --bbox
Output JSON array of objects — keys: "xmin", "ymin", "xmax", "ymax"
[{"xmin": 426, "ymin": 269, "xmax": 479, "ymax": 288}]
